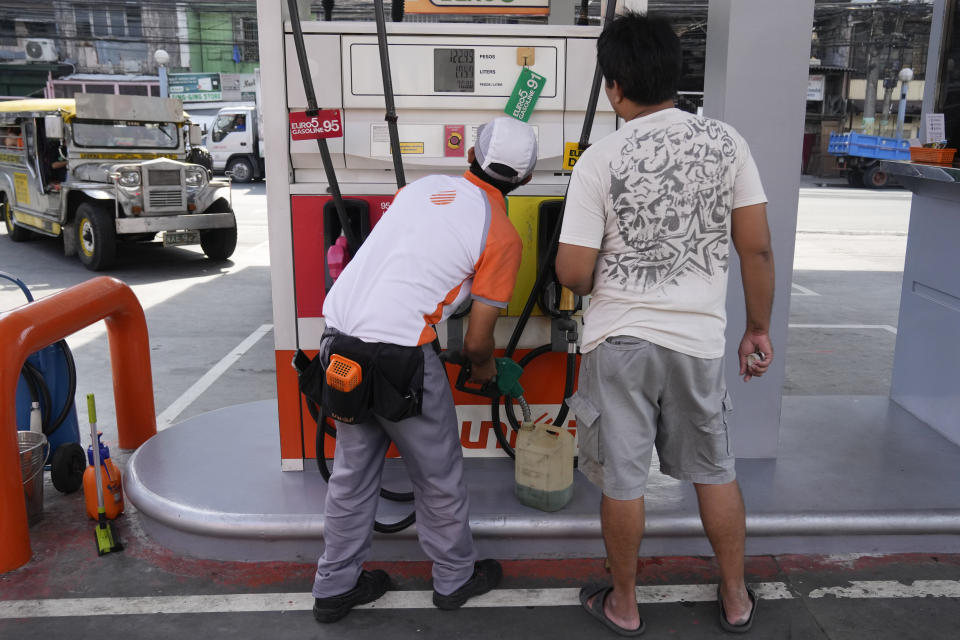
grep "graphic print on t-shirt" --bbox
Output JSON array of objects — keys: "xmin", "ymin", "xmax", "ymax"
[{"xmin": 604, "ymin": 117, "xmax": 736, "ymax": 292}]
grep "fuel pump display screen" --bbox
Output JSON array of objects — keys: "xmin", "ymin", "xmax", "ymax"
[{"xmin": 434, "ymin": 48, "xmax": 475, "ymax": 93}]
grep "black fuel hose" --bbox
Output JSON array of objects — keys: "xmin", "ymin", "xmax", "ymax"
[
  {"xmin": 306, "ymin": 398, "xmax": 417, "ymax": 534},
  {"xmin": 492, "ymin": 0, "xmax": 620, "ymax": 440}
]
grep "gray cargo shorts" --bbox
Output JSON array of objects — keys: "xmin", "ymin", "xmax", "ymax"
[{"xmin": 566, "ymin": 336, "xmax": 735, "ymax": 500}]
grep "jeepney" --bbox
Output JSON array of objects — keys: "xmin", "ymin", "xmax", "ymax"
[{"xmin": 0, "ymin": 95, "xmax": 236, "ymax": 270}]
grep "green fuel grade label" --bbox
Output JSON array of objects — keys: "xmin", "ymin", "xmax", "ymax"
[{"xmin": 505, "ymin": 67, "xmax": 546, "ymax": 123}]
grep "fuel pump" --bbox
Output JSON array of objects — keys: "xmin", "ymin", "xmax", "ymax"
[{"xmin": 272, "ymin": 0, "xmax": 621, "ymax": 529}]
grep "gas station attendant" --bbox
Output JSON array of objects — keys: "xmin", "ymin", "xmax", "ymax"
[{"xmin": 311, "ymin": 117, "xmax": 538, "ymax": 623}]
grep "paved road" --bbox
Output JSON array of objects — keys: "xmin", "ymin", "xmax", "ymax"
[{"xmin": 1, "ymin": 183, "xmax": 274, "ymax": 446}]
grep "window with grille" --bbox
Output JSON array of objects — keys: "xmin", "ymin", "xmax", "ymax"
[
  {"xmin": 0, "ymin": 17, "xmax": 15, "ymax": 46},
  {"xmin": 75, "ymin": 4, "xmax": 141, "ymax": 38},
  {"xmin": 238, "ymin": 16, "xmax": 259, "ymax": 62}
]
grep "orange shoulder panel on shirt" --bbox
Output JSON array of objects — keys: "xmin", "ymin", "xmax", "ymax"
[{"xmin": 472, "ymin": 202, "xmax": 523, "ymax": 306}]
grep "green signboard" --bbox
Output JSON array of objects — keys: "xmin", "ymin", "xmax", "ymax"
[
  {"xmin": 168, "ymin": 72, "xmax": 222, "ymax": 102},
  {"xmin": 504, "ymin": 67, "xmax": 546, "ymax": 123}
]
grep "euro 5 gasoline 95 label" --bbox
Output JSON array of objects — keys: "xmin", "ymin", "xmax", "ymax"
[
  {"xmin": 504, "ymin": 68, "xmax": 546, "ymax": 123},
  {"xmin": 289, "ymin": 109, "xmax": 343, "ymax": 141}
]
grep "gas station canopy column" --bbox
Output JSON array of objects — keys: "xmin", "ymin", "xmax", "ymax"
[{"xmin": 703, "ymin": 0, "xmax": 816, "ymax": 458}]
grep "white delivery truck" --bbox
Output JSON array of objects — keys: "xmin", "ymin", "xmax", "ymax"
[{"xmin": 204, "ymin": 104, "xmax": 266, "ymax": 183}]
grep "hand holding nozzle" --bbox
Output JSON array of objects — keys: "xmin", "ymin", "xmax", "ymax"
[
  {"xmin": 441, "ymin": 351, "xmax": 532, "ymax": 423},
  {"xmin": 441, "ymin": 351, "xmax": 524, "ymax": 400}
]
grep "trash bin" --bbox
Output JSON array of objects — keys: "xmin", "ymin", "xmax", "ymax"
[{"xmin": 18, "ymin": 431, "xmax": 48, "ymax": 526}]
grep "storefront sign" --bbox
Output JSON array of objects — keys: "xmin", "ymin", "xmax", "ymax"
[
  {"xmin": 925, "ymin": 113, "xmax": 946, "ymax": 144},
  {"xmin": 807, "ymin": 75, "xmax": 825, "ymax": 102},
  {"xmin": 220, "ymin": 73, "xmax": 258, "ymax": 102},
  {"xmin": 168, "ymin": 73, "xmax": 222, "ymax": 102}
]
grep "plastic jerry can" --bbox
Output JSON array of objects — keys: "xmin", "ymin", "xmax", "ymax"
[
  {"xmin": 83, "ymin": 434, "xmax": 124, "ymax": 520},
  {"xmin": 514, "ymin": 421, "xmax": 574, "ymax": 512}
]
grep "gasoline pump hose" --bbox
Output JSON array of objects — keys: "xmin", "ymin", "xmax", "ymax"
[
  {"xmin": 374, "ymin": 0, "xmax": 406, "ymax": 189},
  {"xmin": 285, "ymin": 0, "xmax": 361, "ymax": 255},
  {"xmin": 288, "ymin": 0, "xmax": 415, "ymax": 534},
  {"xmin": 306, "ymin": 399, "xmax": 417, "ymax": 534},
  {"xmin": 491, "ymin": 0, "xmax": 618, "ymax": 439}
]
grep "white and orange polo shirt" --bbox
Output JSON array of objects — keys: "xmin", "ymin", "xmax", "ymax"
[{"xmin": 322, "ymin": 171, "xmax": 523, "ymax": 347}]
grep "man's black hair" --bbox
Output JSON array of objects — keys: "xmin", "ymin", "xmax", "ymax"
[
  {"xmin": 469, "ymin": 161, "xmax": 524, "ymax": 195},
  {"xmin": 597, "ymin": 11, "xmax": 682, "ymax": 106}
]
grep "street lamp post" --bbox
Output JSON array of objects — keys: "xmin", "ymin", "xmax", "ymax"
[
  {"xmin": 895, "ymin": 67, "xmax": 913, "ymax": 140},
  {"xmin": 155, "ymin": 49, "xmax": 170, "ymax": 98}
]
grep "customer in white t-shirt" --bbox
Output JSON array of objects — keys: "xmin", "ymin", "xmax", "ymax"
[{"xmin": 556, "ymin": 12, "xmax": 774, "ymax": 637}]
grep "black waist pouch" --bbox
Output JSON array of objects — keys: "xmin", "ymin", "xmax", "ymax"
[
  {"xmin": 296, "ymin": 335, "xmax": 424, "ymax": 424},
  {"xmin": 371, "ymin": 342, "xmax": 424, "ymax": 422}
]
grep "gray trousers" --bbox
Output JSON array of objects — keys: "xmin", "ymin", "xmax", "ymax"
[{"xmin": 312, "ymin": 343, "xmax": 477, "ymax": 598}]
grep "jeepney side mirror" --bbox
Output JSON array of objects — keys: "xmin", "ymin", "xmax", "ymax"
[
  {"xmin": 44, "ymin": 115, "xmax": 63, "ymax": 140},
  {"xmin": 189, "ymin": 124, "xmax": 202, "ymax": 146}
]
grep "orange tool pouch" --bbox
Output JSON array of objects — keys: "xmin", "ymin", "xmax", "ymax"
[{"xmin": 295, "ymin": 333, "xmax": 424, "ymax": 425}]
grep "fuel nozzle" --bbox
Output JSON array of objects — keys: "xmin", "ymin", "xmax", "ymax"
[
  {"xmin": 494, "ymin": 357, "xmax": 524, "ymax": 399},
  {"xmin": 327, "ymin": 236, "xmax": 350, "ymax": 280}
]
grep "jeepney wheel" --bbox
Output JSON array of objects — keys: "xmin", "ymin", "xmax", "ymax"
[
  {"xmin": 3, "ymin": 199, "xmax": 32, "ymax": 242},
  {"xmin": 200, "ymin": 226, "xmax": 238, "ymax": 261},
  {"xmin": 226, "ymin": 157, "xmax": 254, "ymax": 183},
  {"xmin": 863, "ymin": 165, "xmax": 889, "ymax": 189},
  {"xmin": 76, "ymin": 203, "xmax": 117, "ymax": 271}
]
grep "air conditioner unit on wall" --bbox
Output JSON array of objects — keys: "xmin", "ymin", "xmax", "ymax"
[{"xmin": 24, "ymin": 39, "xmax": 58, "ymax": 63}]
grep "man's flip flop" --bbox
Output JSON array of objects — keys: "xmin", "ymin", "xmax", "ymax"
[
  {"xmin": 718, "ymin": 585, "xmax": 758, "ymax": 633},
  {"xmin": 578, "ymin": 585, "xmax": 645, "ymax": 637}
]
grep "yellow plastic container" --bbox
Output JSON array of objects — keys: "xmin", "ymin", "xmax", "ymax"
[{"xmin": 514, "ymin": 422, "xmax": 574, "ymax": 512}]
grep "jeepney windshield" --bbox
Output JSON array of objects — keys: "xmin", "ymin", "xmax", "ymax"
[{"xmin": 71, "ymin": 120, "xmax": 180, "ymax": 149}]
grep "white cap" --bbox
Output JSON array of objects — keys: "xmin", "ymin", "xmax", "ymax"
[{"xmin": 474, "ymin": 117, "xmax": 538, "ymax": 184}]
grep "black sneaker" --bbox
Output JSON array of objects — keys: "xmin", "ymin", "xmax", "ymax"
[
  {"xmin": 432, "ymin": 559, "xmax": 502, "ymax": 610},
  {"xmin": 313, "ymin": 569, "xmax": 391, "ymax": 623}
]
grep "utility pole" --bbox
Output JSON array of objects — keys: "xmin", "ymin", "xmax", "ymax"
[
  {"xmin": 879, "ymin": 6, "xmax": 907, "ymax": 135},
  {"xmin": 862, "ymin": 6, "xmax": 885, "ymax": 134}
]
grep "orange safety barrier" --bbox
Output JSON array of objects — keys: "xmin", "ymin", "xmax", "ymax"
[{"xmin": 0, "ymin": 277, "xmax": 157, "ymax": 572}]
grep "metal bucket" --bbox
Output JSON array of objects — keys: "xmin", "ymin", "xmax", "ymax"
[{"xmin": 18, "ymin": 431, "xmax": 48, "ymax": 526}]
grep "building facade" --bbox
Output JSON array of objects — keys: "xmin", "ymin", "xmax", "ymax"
[{"xmin": 0, "ymin": 1, "xmax": 259, "ymax": 98}]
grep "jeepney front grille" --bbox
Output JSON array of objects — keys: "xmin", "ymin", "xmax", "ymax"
[
  {"xmin": 148, "ymin": 169, "xmax": 181, "ymax": 186},
  {"xmin": 148, "ymin": 190, "xmax": 184, "ymax": 209}
]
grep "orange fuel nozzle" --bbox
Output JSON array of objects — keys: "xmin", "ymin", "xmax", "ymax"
[{"xmin": 326, "ymin": 354, "xmax": 362, "ymax": 392}]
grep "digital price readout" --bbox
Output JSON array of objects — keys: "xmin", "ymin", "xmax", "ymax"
[{"xmin": 434, "ymin": 48, "xmax": 475, "ymax": 93}]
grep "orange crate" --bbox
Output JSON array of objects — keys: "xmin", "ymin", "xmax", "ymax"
[{"xmin": 909, "ymin": 147, "xmax": 957, "ymax": 165}]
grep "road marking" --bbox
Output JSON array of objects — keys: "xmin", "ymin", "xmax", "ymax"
[
  {"xmin": 156, "ymin": 323, "xmax": 273, "ymax": 431},
  {"xmin": 0, "ymin": 583, "xmax": 791, "ymax": 619},
  {"xmin": 791, "ymin": 283, "xmax": 820, "ymax": 296},
  {"xmin": 789, "ymin": 323, "xmax": 898, "ymax": 335},
  {"xmin": 6, "ymin": 579, "xmax": 960, "ymax": 619},
  {"xmin": 808, "ymin": 580, "xmax": 960, "ymax": 599}
]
